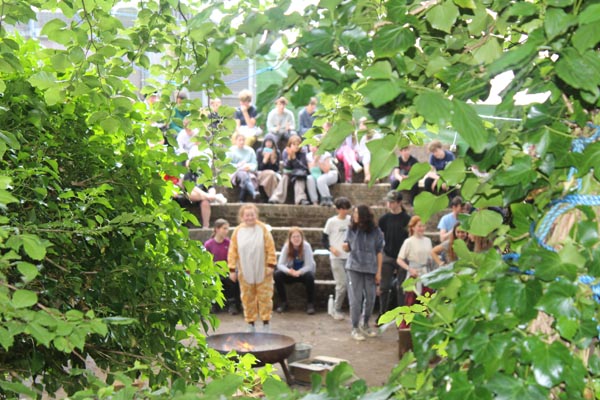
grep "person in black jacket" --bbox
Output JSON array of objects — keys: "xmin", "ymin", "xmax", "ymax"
[
  {"xmin": 268, "ymin": 135, "xmax": 310, "ymax": 205},
  {"xmin": 377, "ymin": 190, "xmax": 411, "ymax": 318}
]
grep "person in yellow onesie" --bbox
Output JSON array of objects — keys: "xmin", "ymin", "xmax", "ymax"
[{"xmin": 227, "ymin": 204, "xmax": 277, "ymax": 332}]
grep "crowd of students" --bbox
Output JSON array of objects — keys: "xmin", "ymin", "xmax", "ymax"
[
  {"xmin": 162, "ymin": 88, "xmax": 494, "ymax": 340},
  {"xmin": 169, "ymin": 89, "xmax": 459, "ymax": 215},
  {"xmin": 204, "ymin": 191, "xmax": 493, "ymax": 341}
]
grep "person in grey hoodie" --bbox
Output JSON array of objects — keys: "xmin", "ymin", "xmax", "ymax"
[
  {"xmin": 274, "ymin": 227, "xmax": 316, "ymax": 315},
  {"xmin": 343, "ymin": 205, "xmax": 384, "ymax": 341}
]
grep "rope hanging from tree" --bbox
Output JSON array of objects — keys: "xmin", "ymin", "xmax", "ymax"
[{"xmin": 504, "ymin": 123, "xmax": 600, "ymax": 299}]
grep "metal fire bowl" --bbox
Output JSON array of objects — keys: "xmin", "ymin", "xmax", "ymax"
[{"xmin": 206, "ymin": 332, "xmax": 296, "ymax": 365}]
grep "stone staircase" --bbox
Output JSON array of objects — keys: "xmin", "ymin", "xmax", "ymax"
[{"xmin": 184, "ymin": 183, "xmax": 447, "ymax": 311}]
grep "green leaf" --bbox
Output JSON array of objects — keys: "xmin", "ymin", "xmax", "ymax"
[
  {"xmin": 203, "ymin": 374, "xmax": 244, "ymax": 397},
  {"xmin": 16, "ymin": 262, "xmax": 39, "ymax": 283},
  {"xmin": 0, "ymin": 326, "xmax": 14, "ymax": 350},
  {"xmin": 297, "ymin": 28, "xmax": 334, "ymax": 56},
  {"xmin": 555, "ymin": 49, "xmax": 600, "ymax": 95},
  {"xmin": 0, "ymin": 189, "xmax": 18, "ymax": 206},
  {"xmin": 536, "ymin": 279, "xmax": 579, "ymax": 318},
  {"xmin": 0, "ymin": 381, "xmax": 37, "ymax": 398},
  {"xmin": 413, "ymin": 192, "xmax": 450, "ymax": 224},
  {"xmin": 545, "ymin": 8, "xmax": 576, "ymax": 39},
  {"xmin": 473, "ymin": 38, "xmax": 502, "ymax": 64},
  {"xmin": 555, "ymin": 315, "xmax": 578, "ymax": 341},
  {"xmin": 453, "ymin": 0, "xmax": 476, "ymax": 9},
  {"xmin": 40, "ymin": 18, "xmax": 67, "ymax": 37},
  {"xmin": 438, "ymin": 159, "xmax": 465, "ymax": 186},
  {"xmin": 12, "ymin": 289, "xmax": 38, "ymax": 308},
  {"xmin": 486, "ymin": 373, "xmax": 547, "ymax": 400},
  {"xmin": 415, "ymin": 92, "xmax": 453, "ymax": 125},
  {"xmin": 373, "ymin": 25, "xmax": 415, "ymax": 57},
  {"xmin": 367, "ymin": 136, "xmax": 403, "ymax": 182},
  {"xmin": 465, "ymin": 209, "xmax": 503, "ymax": 237},
  {"xmin": 572, "ymin": 24, "xmax": 600, "ymax": 53},
  {"xmin": 451, "ymin": 100, "xmax": 488, "ymax": 153},
  {"xmin": 546, "ymin": 0, "xmax": 573, "ymax": 7},
  {"xmin": 359, "ymin": 79, "xmax": 403, "ymax": 108},
  {"xmin": 28, "ymin": 71, "xmax": 57, "ymax": 90},
  {"xmin": 493, "ymin": 156, "xmax": 537, "ymax": 186},
  {"xmin": 399, "ymin": 162, "xmax": 430, "ymax": 191},
  {"xmin": 326, "ymin": 362, "xmax": 355, "ymax": 396},
  {"xmin": 427, "ymin": 1, "xmax": 459, "ymax": 33},
  {"xmin": 579, "ymin": 3, "xmax": 600, "ymax": 24},
  {"xmin": 526, "ymin": 338, "xmax": 571, "ymax": 388},
  {"xmin": 320, "ymin": 120, "xmax": 354, "ymax": 152},
  {"xmin": 0, "ymin": 79, "xmax": 5, "ymax": 94},
  {"xmin": 363, "ymin": 61, "xmax": 395, "ymax": 80},
  {"xmin": 20, "ymin": 234, "xmax": 49, "ymax": 261}
]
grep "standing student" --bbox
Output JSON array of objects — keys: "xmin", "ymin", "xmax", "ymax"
[
  {"xmin": 396, "ymin": 216, "xmax": 433, "ymax": 306},
  {"xmin": 322, "ymin": 197, "xmax": 352, "ymax": 320},
  {"xmin": 204, "ymin": 219, "xmax": 241, "ymax": 315},
  {"xmin": 343, "ymin": 205, "xmax": 384, "ymax": 341},
  {"xmin": 377, "ymin": 191, "xmax": 411, "ymax": 317},
  {"xmin": 274, "ymin": 227, "xmax": 316, "ymax": 315},
  {"xmin": 227, "ymin": 204, "xmax": 277, "ymax": 332}
]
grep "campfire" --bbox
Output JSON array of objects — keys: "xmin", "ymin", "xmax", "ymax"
[{"xmin": 206, "ymin": 332, "xmax": 297, "ymax": 383}]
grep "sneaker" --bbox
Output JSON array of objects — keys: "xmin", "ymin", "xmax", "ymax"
[
  {"xmin": 262, "ymin": 323, "xmax": 271, "ymax": 333},
  {"xmin": 306, "ymin": 304, "xmax": 315, "ymax": 315},
  {"xmin": 352, "ymin": 162, "xmax": 363, "ymax": 173},
  {"xmin": 276, "ymin": 303, "xmax": 287, "ymax": 313},
  {"xmin": 213, "ymin": 193, "xmax": 227, "ymax": 205},
  {"xmin": 331, "ymin": 310, "xmax": 345, "ymax": 320},
  {"xmin": 246, "ymin": 324, "xmax": 256, "ymax": 333},
  {"xmin": 228, "ymin": 303, "xmax": 239, "ymax": 315},
  {"xmin": 351, "ymin": 329, "xmax": 366, "ymax": 341},
  {"xmin": 360, "ymin": 325, "xmax": 378, "ymax": 338}
]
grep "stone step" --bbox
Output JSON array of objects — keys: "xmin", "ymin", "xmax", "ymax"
[
  {"xmin": 218, "ymin": 183, "xmax": 400, "ymax": 208},
  {"xmin": 188, "ymin": 202, "xmax": 447, "ymax": 230},
  {"xmin": 190, "ymin": 227, "xmax": 441, "ymax": 250}
]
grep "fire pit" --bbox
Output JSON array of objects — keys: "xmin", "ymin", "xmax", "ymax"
[{"xmin": 206, "ymin": 332, "xmax": 296, "ymax": 383}]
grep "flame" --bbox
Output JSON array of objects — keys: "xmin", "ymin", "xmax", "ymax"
[{"xmin": 221, "ymin": 336, "xmax": 255, "ymax": 352}]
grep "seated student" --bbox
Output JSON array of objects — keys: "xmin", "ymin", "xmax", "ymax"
[
  {"xmin": 336, "ymin": 131, "xmax": 362, "ymax": 183},
  {"xmin": 204, "ymin": 219, "xmax": 241, "ymax": 315},
  {"xmin": 274, "ymin": 227, "xmax": 316, "ymax": 315},
  {"xmin": 424, "ymin": 139, "xmax": 455, "ymax": 195},
  {"xmin": 227, "ymin": 132, "xmax": 259, "ymax": 203},
  {"xmin": 431, "ymin": 222, "xmax": 470, "ymax": 267},
  {"xmin": 437, "ymin": 196, "xmax": 464, "ymax": 242},
  {"xmin": 306, "ymin": 138, "xmax": 338, "ymax": 206},
  {"xmin": 266, "ymin": 97, "xmax": 296, "ymax": 150},
  {"xmin": 174, "ymin": 119, "xmax": 226, "ymax": 227},
  {"xmin": 268, "ymin": 134, "xmax": 311, "ymax": 205},
  {"xmin": 355, "ymin": 117, "xmax": 379, "ymax": 183},
  {"xmin": 298, "ymin": 97, "xmax": 318, "ymax": 136},
  {"xmin": 255, "ymin": 134, "xmax": 281, "ymax": 200},
  {"xmin": 390, "ymin": 146, "xmax": 419, "ymax": 202},
  {"xmin": 234, "ymin": 89, "xmax": 262, "ymax": 146}
]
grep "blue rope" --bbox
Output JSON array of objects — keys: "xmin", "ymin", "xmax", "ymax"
[{"xmin": 505, "ymin": 124, "xmax": 600, "ymax": 303}]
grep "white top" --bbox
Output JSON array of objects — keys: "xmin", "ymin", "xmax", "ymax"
[
  {"xmin": 398, "ymin": 236, "xmax": 433, "ymax": 270},
  {"xmin": 236, "ymin": 225, "xmax": 266, "ymax": 284},
  {"xmin": 323, "ymin": 215, "xmax": 351, "ymax": 259}
]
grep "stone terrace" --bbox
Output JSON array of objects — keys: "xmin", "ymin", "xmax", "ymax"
[{"xmin": 185, "ymin": 182, "xmax": 448, "ymax": 310}]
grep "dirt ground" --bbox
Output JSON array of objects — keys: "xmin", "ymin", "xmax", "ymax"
[{"xmin": 209, "ymin": 308, "xmax": 402, "ymax": 388}]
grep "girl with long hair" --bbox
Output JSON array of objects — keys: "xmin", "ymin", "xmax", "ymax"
[
  {"xmin": 396, "ymin": 216, "xmax": 433, "ymax": 306},
  {"xmin": 204, "ymin": 219, "xmax": 240, "ymax": 315},
  {"xmin": 342, "ymin": 205, "xmax": 384, "ymax": 341},
  {"xmin": 274, "ymin": 227, "xmax": 316, "ymax": 314}
]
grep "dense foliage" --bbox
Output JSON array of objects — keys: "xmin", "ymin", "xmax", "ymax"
[{"xmin": 1, "ymin": 0, "xmax": 599, "ymax": 398}]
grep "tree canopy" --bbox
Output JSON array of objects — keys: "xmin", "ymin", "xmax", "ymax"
[{"xmin": 1, "ymin": 0, "xmax": 599, "ymax": 398}]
